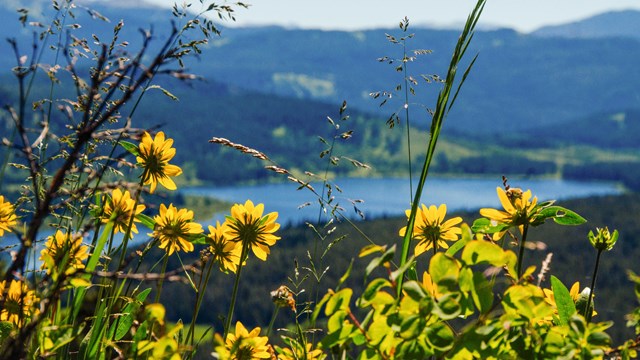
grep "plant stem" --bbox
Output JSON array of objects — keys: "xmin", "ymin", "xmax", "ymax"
[
  {"xmin": 402, "ymin": 38, "xmax": 414, "ymax": 203},
  {"xmin": 516, "ymin": 224, "xmax": 529, "ymax": 278},
  {"xmin": 154, "ymin": 254, "xmax": 170, "ymax": 303},
  {"xmin": 397, "ymin": 0, "xmax": 485, "ymax": 296},
  {"xmin": 187, "ymin": 257, "xmax": 215, "ymax": 346},
  {"xmin": 224, "ymin": 239, "xmax": 250, "ymax": 338},
  {"xmin": 586, "ymin": 249, "xmax": 602, "ymax": 323},
  {"xmin": 266, "ymin": 307, "xmax": 279, "ymax": 337}
]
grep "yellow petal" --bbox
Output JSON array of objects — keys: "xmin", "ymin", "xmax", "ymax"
[
  {"xmin": 252, "ymin": 245, "xmax": 268, "ymax": 261},
  {"xmin": 479, "ymin": 208, "xmax": 511, "ymax": 222},
  {"xmin": 436, "ymin": 204, "xmax": 447, "ymax": 223},
  {"xmin": 158, "ymin": 176, "xmax": 177, "ymax": 191},
  {"xmin": 496, "ymin": 187, "xmax": 516, "ymax": 214},
  {"xmin": 442, "ymin": 217, "xmax": 463, "ymax": 229},
  {"xmin": 414, "ymin": 241, "xmax": 429, "ymax": 256}
]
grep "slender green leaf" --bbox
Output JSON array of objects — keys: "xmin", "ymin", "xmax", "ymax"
[
  {"xmin": 551, "ymin": 275, "xmax": 576, "ymax": 325},
  {"xmin": 119, "ymin": 140, "xmax": 139, "ymax": 157},
  {"xmin": 534, "ymin": 206, "xmax": 586, "ymax": 226},
  {"xmin": 136, "ymin": 213, "xmax": 155, "ymax": 230}
]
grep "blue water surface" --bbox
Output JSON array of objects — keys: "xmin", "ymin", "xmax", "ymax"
[{"xmin": 181, "ymin": 177, "xmax": 622, "ymax": 226}]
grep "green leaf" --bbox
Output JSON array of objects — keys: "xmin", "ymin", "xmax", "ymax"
[
  {"xmin": 136, "ymin": 288, "xmax": 153, "ymax": 303},
  {"xmin": 71, "ymin": 221, "xmax": 114, "ymax": 321},
  {"xmin": 321, "ymin": 321, "xmax": 354, "ymax": 348},
  {"xmin": 361, "ymin": 278, "xmax": 393, "ymax": 306},
  {"xmin": 399, "ymin": 314, "xmax": 424, "ymax": 340},
  {"xmin": 311, "ymin": 292, "xmax": 332, "ymax": 325},
  {"xmin": 471, "ymin": 217, "xmax": 509, "ymax": 235},
  {"xmin": 551, "ymin": 275, "xmax": 576, "ymax": 325},
  {"xmin": 359, "ymin": 244, "xmax": 386, "ymax": 258},
  {"xmin": 461, "ymin": 240, "xmax": 505, "ymax": 267},
  {"xmin": 114, "ymin": 288, "xmax": 153, "ymax": 340},
  {"xmin": 337, "ymin": 259, "xmax": 353, "ymax": 290},
  {"xmin": 365, "ymin": 245, "xmax": 396, "ymax": 278},
  {"xmin": 119, "ymin": 140, "xmax": 140, "ymax": 157},
  {"xmin": 115, "ymin": 311, "xmax": 134, "ymax": 341},
  {"xmin": 432, "ymin": 292, "xmax": 462, "ymax": 320},
  {"xmin": 69, "ymin": 277, "xmax": 92, "ymax": 288},
  {"xmin": 390, "ymin": 257, "xmax": 416, "ymax": 282},
  {"xmin": 446, "ymin": 223, "xmax": 471, "ymax": 256},
  {"xmin": 403, "ymin": 281, "xmax": 427, "ymax": 301},
  {"xmin": 136, "ymin": 213, "xmax": 155, "ymax": 230},
  {"xmin": 327, "ymin": 310, "xmax": 348, "ymax": 333},
  {"xmin": 425, "ymin": 321, "xmax": 455, "ymax": 352},
  {"xmin": 534, "ymin": 206, "xmax": 586, "ymax": 226},
  {"xmin": 587, "ymin": 331, "xmax": 611, "ymax": 347},
  {"xmin": 471, "ymin": 271, "xmax": 493, "ymax": 314},
  {"xmin": 428, "ymin": 253, "xmax": 459, "ymax": 287},
  {"xmin": 187, "ymin": 233, "xmax": 208, "ymax": 245},
  {"xmin": 325, "ymin": 288, "xmax": 353, "ymax": 316},
  {"xmin": 471, "ymin": 217, "xmax": 491, "ymax": 233},
  {"xmin": 357, "ymin": 349, "xmax": 379, "ymax": 360},
  {"xmin": 0, "ymin": 321, "xmax": 13, "ymax": 340}
]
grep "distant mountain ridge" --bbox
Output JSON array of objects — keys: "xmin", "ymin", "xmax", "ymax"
[
  {"xmin": 1, "ymin": 2, "xmax": 639, "ymax": 137},
  {"xmin": 532, "ymin": 10, "xmax": 640, "ymax": 40}
]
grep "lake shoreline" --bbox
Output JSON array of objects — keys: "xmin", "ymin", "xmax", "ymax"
[{"xmin": 181, "ymin": 176, "xmax": 623, "ymax": 227}]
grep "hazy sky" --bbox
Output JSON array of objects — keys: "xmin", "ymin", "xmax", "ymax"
[{"xmin": 144, "ymin": 0, "xmax": 640, "ymax": 32}]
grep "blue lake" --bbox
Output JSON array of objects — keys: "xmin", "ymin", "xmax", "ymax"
[{"xmin": 181, "ymin": 177, "xmax": 622, "ymax": 226}]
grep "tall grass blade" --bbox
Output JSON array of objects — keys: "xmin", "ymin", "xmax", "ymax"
[{"xmin": 397, "ymin": 0, "xmax": 485, "ymax": 296}]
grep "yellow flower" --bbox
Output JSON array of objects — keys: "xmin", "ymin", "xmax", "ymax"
[
  {"xmin": 422, "ymin": 271, "xmax": 442, "ymax": 298},
  {"xmin": 225, "ymin": 321, "xmax": 272, "ymax": 359},
  {"xmin": 207, "ymin": 221, "xmax": 242, "ymax": 273},
  {"xmin": 150, "ymin": 203, "xmax": 203, "ymax": 255},
  {"xmin": 0, "ymin": 279, "xmax": 38, "ymax": 327},
  {"xmin": 399, "ymin": 204, "xmax": 462, "ymax": 256},
  {"xmin": 277, "ymin": 340, "xmax": 325, "ymax": 360},
  {"xmin": 0, "ymin": 195, "xmax": 18, "ymax": 237},
  {"xmin": 136, "ymin": 131, "xmax": 182, "ymax": 193},
  {"xmin": 39, "ymin": 230, "xmax": 89, "ymax": 275},
  {"xmin": 138, "ymin": 316, "xmax": 182, "ymax": 360},
  {"xmin": 102, "ymin": 188, "xmax": 146, "ymax": 234},
  {"xmin": 225, "ymin": 200, "xmax": 280, "ymax": 261},
  {"xmin": 479, "ymin": 187, "xmax": 538, "ymax": 240}
]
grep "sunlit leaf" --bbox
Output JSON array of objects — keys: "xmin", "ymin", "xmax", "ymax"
[{"xmin": 551, "ymin": 275, "xmax": 576, "ymax": 325}]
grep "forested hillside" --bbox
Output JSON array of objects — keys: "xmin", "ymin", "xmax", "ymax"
[{"xmin": 157, "ymin": 192, "xmax": 640, "ymax": 344}]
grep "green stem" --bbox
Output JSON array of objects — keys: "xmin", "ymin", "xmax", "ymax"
[
  {"xmin": 116, "ymin": 175, "xmax": 146, "ymax": 272},
  {"xmin": 516, "ymin": 224, "xmax": 529, "ymax": 278},
  {"xmin": 402, "ymin": 38, "xmax": 414, "ymax": 202},
  {"xmin": 397, "ymin": 0, "xmax": 485, "ymax": 297},
  {"xmin": 149, "ymin": 253, "xmax": 170, "ymax": 345},
  {"xmin": 586, "ymin": 249, "xmax": 602, "ymax": 323},
  {"xmin": 266, "ymin": 307, "xmax": 279, "ymax": 338},
  {"xmin": 224, "ymin": 239, "xmax": 250, "ymax": 338},
  {"xmin": 187, "ymin": 257, "xmax": 215, "ymax": 346},
  {"xmin": 154, "ymin": 254, "xmax": 170, "ymax": 303}
]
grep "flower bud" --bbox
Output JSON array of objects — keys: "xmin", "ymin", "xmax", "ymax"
[{"xmin": 588, "ymin": 227, "xmax": 618, "ymax": 252}]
